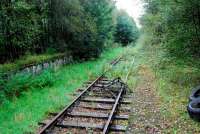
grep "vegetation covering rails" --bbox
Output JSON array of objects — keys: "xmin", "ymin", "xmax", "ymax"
[
  {"xmin": 0, "ymin": 47, "xmax": 123, "ymax": 134},
  {"xmin": 0, "ymin": 53, "xmax": 65, "ymax": 73},
  {"xmin": 0, "ymin": 0, "xmax": 139, "ymax": 62}
]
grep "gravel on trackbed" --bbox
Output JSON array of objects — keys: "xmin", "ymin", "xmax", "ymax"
[{"xmin": 126, "ymin": 65, "xmax": 171, "ymax": 134}]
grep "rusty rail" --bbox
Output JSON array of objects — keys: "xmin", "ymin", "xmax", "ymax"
[
  {"xmin": 103, "ymin": 84, "xmax": 125, "ymax": 134},
  {"xmin": 39, "ymin": 75, "xmax": 103, "ymax": 134},
  {"xmin": 38, "ymin": 56, "xmax": 125, "ymax": 134}
]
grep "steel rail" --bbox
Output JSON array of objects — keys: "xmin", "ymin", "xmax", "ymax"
[
  {"xmin": 102, "ymin": 84, "xmax": 125, "ymax": 134},
  {"xmin": 38, "ymin": 56, "xmax": 123, "ymax": 134},
  {"xmin": 38, "ymin": 75, "xmax": 103, "ymax": 134},
  {"xmin": 111, "ymin": 56, "xmax": 122, "ymax": 66}
]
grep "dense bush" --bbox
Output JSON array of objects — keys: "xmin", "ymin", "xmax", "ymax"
[
  {"xmin": 114, "ymin": 10, "xmax": 139, "ymax": 46},
  {"xmin": 0, "ymin": 70, "xmax": 55, "ymax": 103},
  {"xmin": 141, "ymin": 0, "xmax": 200, "ymax": 57}
]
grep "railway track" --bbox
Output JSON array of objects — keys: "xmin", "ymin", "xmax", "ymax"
[{"xmin": 38, "ymin": 57, "xmax": 131, "ymax": 134}]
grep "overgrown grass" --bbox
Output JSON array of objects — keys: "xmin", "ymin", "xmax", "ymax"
[
  {"xmin": 0, "ymin": 47, "xmax": 123, "ymax": 134},
  {"xmin": 107, "ymin": 34, "xmax": 200, "ymax": 133},
  {"xmin": 136, "ymin": 35, "xmax": 200, "ymax": 133},
  {"xmin": 0, "ymin": 53, "xmax": 65, "ymax": 73},
  {"xmin": 0, "ymin": 69, "xmax": 56, "ymax": 104},
  {"xmin": 152, "ymin": 48, "xmax": 200, "ymax": 133},
  {"xmin": 106, "ymin": 44, "xmax": 141, "ymax": 90}
]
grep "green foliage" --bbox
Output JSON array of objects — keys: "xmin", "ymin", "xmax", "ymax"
[
  {"xmin": 0, "ymin": 0, "xmax": 42, "ymax": 62},
  {"xmin": 114, "ymin": 10, "xmax": 139, "ymax": 46},
  {"xmin": 0, "ymin": 0, "xmax": 122, "ymax": 62},
  {"xmin": 139, "ymin": 36, "xmax": 200, "ymax": 132},
  {"xmin": 0, "ymin": 69, "xmax": 55, "ymax": 103},
  {"xmin": 64, "ymin": 0, "xmax": 99, "ymax": 59},
  {"xmin": 141, "ymin": 0, "xmax": 200, "ymax": 131},
  {"xmin": 0, "ymin": 47, "xmax": 123, "ymax": 134},
  {"xmin": 108, "ymin": 36, "xmax": 200, "ymax": 132},
  {"xmin": 81, "ymin": 0, "xmax": 116, "ymax": 47},
  {"xmin": 141, "ymin": 0, "xmax": 200, "ymax": 57}
]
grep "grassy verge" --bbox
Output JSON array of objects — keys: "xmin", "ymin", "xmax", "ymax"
[
  {"xmin": 0, "ymin": 53, "xmax": 66, "ymax": 73},
  {"xmin": 134, "ymin": 35, "xmax": 200, "ymax": 133},
  {"xmin": 106, "ymin": 37, "xmax": 145, "ymax": 89},
  {"xmin": 147, "ymin": 47, "xmax": 200, "ymax": 133},
  {"xmin": 0, "ymin": 47, "xmax": 124, "ymax": 134},
  {"xmin": 107, "ymin": 35, "xmax": 200, "ymax": 133}
]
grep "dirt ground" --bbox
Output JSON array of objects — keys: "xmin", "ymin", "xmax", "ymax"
[{"xmin": 126, "ymin": 65, "xmax": 171, "ymax": 134}]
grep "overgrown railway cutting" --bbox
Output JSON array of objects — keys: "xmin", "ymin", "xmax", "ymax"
[{"xmin": 38, "ymin": 57, "xmax": 132, "ymax": 134}]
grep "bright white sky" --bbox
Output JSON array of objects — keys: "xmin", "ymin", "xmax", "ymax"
[{"xmin": 115, "ymin": 0, "xmax": 145, "ymax": 27}]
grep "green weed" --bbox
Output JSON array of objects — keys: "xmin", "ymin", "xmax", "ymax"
[
  {"xmin": 0, "ymin": 47, "xmax": 123, "ymax": 134},
  {"xmin": 137, "ymin": 35, "xmax": 200, "ymax": 132},
  {"xmin": 108, "ymin": 35, "xmax": 200, "ymax": 132}
]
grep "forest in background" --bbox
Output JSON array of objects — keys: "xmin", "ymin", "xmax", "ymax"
[{"xmin": 0, "ymin": 0, "xmax": 139, "ymax": 63}]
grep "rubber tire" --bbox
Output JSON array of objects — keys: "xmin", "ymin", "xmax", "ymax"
[
  {"xmin": 189, "ymin": 85, "xmax": 200, "ymax": 102},
  {"xmin": 187, "ymin": 99, "xmax": 200, "ymax": 121}
]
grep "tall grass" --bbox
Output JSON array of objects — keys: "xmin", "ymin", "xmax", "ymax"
[
  {"xmin": 109, "ymin": 35, "xmax": 200, "ymax": 132},
  {"xmin": 0, "ymin": 70, "xmax": 55, "ymax": 104},
  {"xmin": 0, "ymin": 47, "xmax": 123, "ymax": 134},
  {"xmin": 137, "ymin": 34, "xmax": 200, "ymax": 132}
]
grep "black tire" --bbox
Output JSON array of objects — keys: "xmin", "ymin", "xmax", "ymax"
[
  {"xmin": 189, "ymin": 85, "xmax": 200, "ymax": 102},
  {"xmin": 187, "ymin": 99, "xmax": 200, "ymax": 121}
]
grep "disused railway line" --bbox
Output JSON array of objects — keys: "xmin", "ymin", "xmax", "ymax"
[{"xmin": 38, "ymin": 57, "xmax": 131, "ymax": 134}]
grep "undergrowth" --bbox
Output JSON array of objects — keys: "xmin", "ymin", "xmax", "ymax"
[
  {"xmin": 108, "ymin": 35, "xmax": 200, "ymax": 133},
  {"xmin": 137, "ymin": 35, "xmax": 200, "ymax": 133},
  {"xmin": 0, "ymin": 47, "xmax": 123, "ymax": 134},
  {"xmin": 0, "ymin": 70, "xmax": 55, "ymax": 104}
]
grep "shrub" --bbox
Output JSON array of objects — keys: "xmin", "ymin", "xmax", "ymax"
[{"xmin": 0, "ymin": 69, "xmax": 55, "ymax": 104}]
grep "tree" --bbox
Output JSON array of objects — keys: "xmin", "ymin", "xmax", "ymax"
[
  {"xmin": 0, "ymin": 0, "xmax": 41, "ymax": 62},
  {"xmin": 114, "ymin": 10, "xmax": 139, "ymax": 46},
  {"xmin": 141, "ymin": 0, "xmax": 200, "ymax": 57},
  {"xmin": 81, "ymin": 0, "xmax": 116, "ymax": 46},
  {"xmin": 0, "ymin": 0, "xmax": 141, "ymax": 62}
]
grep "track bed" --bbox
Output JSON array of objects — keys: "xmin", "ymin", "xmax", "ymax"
[{"xmin": 38, "ymin": 57, "xmax": 132, "ymax": 134}]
